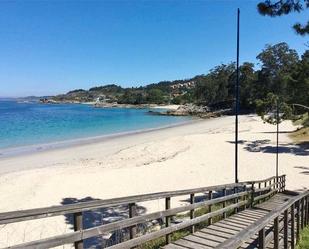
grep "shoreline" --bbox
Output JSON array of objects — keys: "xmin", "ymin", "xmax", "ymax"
[
  {"xmin": 0, "ymin": 118, "xmax": 198, "ymax": 160},
  {"xmin": 0, "ymin": 114, "xmax": 308, "ymax": 247}
]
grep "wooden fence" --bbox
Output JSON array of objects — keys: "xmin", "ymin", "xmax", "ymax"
[
  {"xmin": 0, "ymin": 175, "xmax": 288, "ymax": 248},
  {"xmin": 217, "ymin": 189, "xmax": 309, "ymax": 248}
]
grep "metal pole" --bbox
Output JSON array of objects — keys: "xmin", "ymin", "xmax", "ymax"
[
  {"xmin": 276, "ymin": 100, "xmax": 279, "ymax": 183},
  {"xmin": 235, "ymin": 8, "xmax": 240, "ymax": 183}
]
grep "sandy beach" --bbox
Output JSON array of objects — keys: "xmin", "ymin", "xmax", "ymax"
[{"xmin": 0, "ymin": 114, "xmax": 308, "ymax": 247}]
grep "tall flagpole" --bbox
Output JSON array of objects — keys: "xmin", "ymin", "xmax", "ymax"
[
  {"xmin": 235, "ymin": 8, "xmax": 240, "ymax": 183},
  {"xmin": 276, "ymin": 100, "xmax": 279, "ymax": 183}
]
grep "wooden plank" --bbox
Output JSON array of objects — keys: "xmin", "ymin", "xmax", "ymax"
[
  {"xmin": 229, "ymin": 214, "xmax": 258, "ymax": 223},
  {"xmin": 224, "ymin": 216, "xmax": 255, "ymax": 225},
  {"xmin": 235, "ymin": 211, "xmax": 266, "ymax": 219},
  {"xmin": 214, "ymin": 191, "xmax": 309, "ymax": 249},
  {"xmin": 219, "ymin": 220, "xmax": 248, "ymax": 229},
  {"xmin": 185, "ymin": 234, "xmax": 220, "ymax": 247},
  {"xmin": 203, "ymin": 225, "xmax": 238, "ymax": 236},
  {"xmin": 210, "ymin": 223, "xmax": 243, "ymax": 232},
  {"xmin": 164, "ymin": 244, "xmax": 187, "ymax": 249},
  {"xmin": 194, "ymin": 231, "xmax": 227, "ymax": 243},
  {"xmin": 241, "ymin": 209, "xmax": 269, "ymax": 217},
  {"xmin": 199, "ymin": 228, "xmax": 233, "ymax": 239},
  {"xmin": 174, "ymin": 238, "xmax": 212, "ymax": 249}
]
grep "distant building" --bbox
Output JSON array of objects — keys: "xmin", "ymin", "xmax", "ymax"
[{"xmin": 170, "ymin": 81, "xmax": 195, "ymax": 89}]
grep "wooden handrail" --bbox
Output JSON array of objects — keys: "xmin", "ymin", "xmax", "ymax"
[
  {"xmin": 216, "ymin": 190, "xmax": 309, "ymax": 249},
  {"xmin": 0, "ymin": 175, "xmax": 286, "ymax": 249},
  {"xmin": 0, "ymin": 182, "xmax": 247, "ymax": 225},
  {"xmin": 5, "ymin": 193, "xmax": 249, "ymax": 249},
  {"xmin": 0, "ymin": 175, "xmax": 285, "ymax": 225}
]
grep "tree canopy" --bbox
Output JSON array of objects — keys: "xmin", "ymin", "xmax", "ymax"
[
  {"xmin": 257, "ymin": 0, "xmax": 309, "ymax": 35},
  {"xmin": 51, "ymin": 42, "xmax": 308, "ymax": 127}
]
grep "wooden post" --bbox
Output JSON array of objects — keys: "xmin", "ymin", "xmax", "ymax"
[
  {"xmin": 73, "ymin": 212, "xmax": 83, "ymax": 249},
  {"xmin": 258, "ymin": 228, "xmax": 265, "ymax": 249},
  {"xmin": 165, "ymin": 197, "xmax": 171, "ymax": 244},
  {"xmin": 301, "ymin": 198, "xmax": 304, "ymax": 229},
  {"xmin": 304, "ymin": 197, "xmax": 308, "ymax": 226},
  {"xmin": 305, "ymin": 196, "xmax": 309, "ymax": 225},
  {"xmin": 234, "ymin": 187, "xmax": 238, "ymax": 213},
  {"xmin": 274, "ymin": 217, "xmax": 279, "ymax": 249},
  {"xmin": 251, "ymin": 183, "xmax": 255, "ymax": 207},
  {"xmin": 243, "ymin": 185, "xmax": 247, "ymax": 210},
  {"xmin": 283, "ymin": 175, "xmax": 286, "ymax": 191},
  {"xmin": 222, "ymin": 188, "xmax": 227, "ymax": 218},
  {"xmin": 129, "ymin": 203, "xmax": 137, "ymax": 241},
  {"xmin": 190, "ymin": 193, "xmax": 195, "ymax": 233},
  {"xmin": 284, "ymin": 210, "xmax": 288, "ymax": 249},
  {"xmin": 277, "ymin": 177, "xmax": 280, "ymax": 192},
  {"xmin": 296, "ymin": 201, "xmax": 300, "ymax": 243},
  {"xmin": 208, "ymin": 190, "xmax": 213, "ymax": 225},
  {"xmin": 291, "ymin": 203, "xmax": 295, "ymax": 249},
  {"xmin": 258, "ymin": 183, "xmax": 261, "ymax": 204}
]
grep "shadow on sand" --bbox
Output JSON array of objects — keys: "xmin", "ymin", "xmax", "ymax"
[
  {"xmin": 227, "ymin": 140, "xmax": 309, "ymax": 156},
  {"xmin": 61, "ymin": 197, "xmax": 148, "ymax": 248},
  {"xmin": 294, "ymin": 166, "xmax": 309, "ymax": 176}
]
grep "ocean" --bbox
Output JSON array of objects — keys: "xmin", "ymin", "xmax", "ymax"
[{"xmin": 0, "ymin": 101, "xmax": 191, "ymax": 151}]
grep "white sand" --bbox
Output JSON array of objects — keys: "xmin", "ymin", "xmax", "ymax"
[{"xmin": 0, "ymin": 114, "xmax": 307, "ymax": 247}]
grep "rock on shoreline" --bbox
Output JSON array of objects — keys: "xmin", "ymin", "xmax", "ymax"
[{"xmin": 150, "ymin": 104, "xmax": 232, "ymax": 118}]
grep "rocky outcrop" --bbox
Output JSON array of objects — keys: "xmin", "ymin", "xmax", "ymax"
[
  {"xmin": 166, "ymin": 104, "xmax": 210, "ymax": 116},
  {"xmin": 149, "ymin": 104, "xmax": 232, "ymax": 119}
]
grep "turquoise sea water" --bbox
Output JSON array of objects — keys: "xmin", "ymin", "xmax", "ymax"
[{"xmin": 0, "ymin": 101, "xmax": 191, "ymax": 150}]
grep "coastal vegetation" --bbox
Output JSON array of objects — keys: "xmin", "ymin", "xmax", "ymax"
[
  {"xmin": 47, "ymin": 42, "xmax": 309, "ymax": 127},
  {"xmin": 297, "ymin": 226, "xmax": 309, "ymax": 249}
]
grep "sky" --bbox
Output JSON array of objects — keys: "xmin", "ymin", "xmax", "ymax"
[{"xmin": 0, "ymin": 0, "xmax": 308, "ymax": 97}]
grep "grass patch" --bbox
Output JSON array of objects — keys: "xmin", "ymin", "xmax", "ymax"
[
  {"xmin": 293, "ymin": 113, "xmax": 308, "ymax": 126},
  {"xmin": 297, "ymin": 226, "xmax": 309, "ymax": 249},
  {"xmin": 290, "ymin": 113, "xmax": 309, "ymax": 142},
  {"xmin": 289, "ymin": 127, "xmax": 309, "ymax": 142}
]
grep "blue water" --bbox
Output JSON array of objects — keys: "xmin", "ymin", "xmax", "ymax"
[{"xmin": 0, "ymin": 101, "xmax": 190, "ymax": 150}]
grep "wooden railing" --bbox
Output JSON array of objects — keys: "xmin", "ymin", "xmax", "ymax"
[
  {"xmin": 0, "ymin": 175, "xmax": 286, "ymax": 249},
  {"xmin": 217, "ymin": 189, "xmax": 309, "ymax": 249}
]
